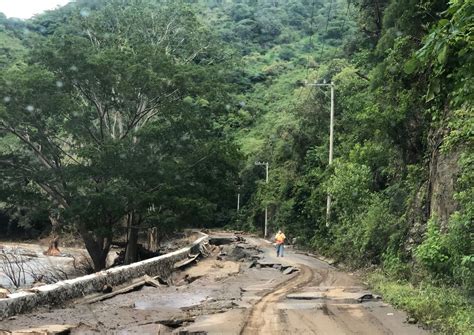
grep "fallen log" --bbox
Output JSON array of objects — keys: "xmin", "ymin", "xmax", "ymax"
[
  {"xmin": 174, "ymin": 254, "xmax": 199, "ymax": 269},
  {"xmin": 82, "ymin": 277, "xmax": 149, "ymax": 304},
  {"xmin": 77, "ymin": 274, "xmax": 168, "ymax": 304},
  {"xmin": 143, "ymin": 275, "xmax": 162, "ymax": 288}
]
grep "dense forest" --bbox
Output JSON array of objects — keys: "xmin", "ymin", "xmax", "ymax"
[{"xmin": 0, "ymin": 0, "xmax": 472, "ymax": 332}]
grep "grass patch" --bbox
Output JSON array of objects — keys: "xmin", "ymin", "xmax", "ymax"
[{"xmin": 367, "ymin": 271, "xmax": 473, "ymax": 334}]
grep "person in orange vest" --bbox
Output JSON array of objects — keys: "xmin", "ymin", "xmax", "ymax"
[{"xmin": 275, "ymin": 229, "xmax": 286, "ymax": 257}]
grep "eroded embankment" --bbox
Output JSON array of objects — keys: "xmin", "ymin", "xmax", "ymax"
[{"xmin": 0, "ymin": 233, "xmax": 208, "ymax": 319}]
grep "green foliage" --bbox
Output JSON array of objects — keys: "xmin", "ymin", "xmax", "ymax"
[
  {"xmin": 327, "ymin": 161, "xmax": 371, "ymax": 220},
  {"xmin": 0, "ymin": 0, "xmax": 240, "ymax": 269},
  {"xmin": 415, "ymin": 218, "xmax": 451, "ymax": 276},
  {"xmin": 369, "ymin": 272, "xmax": 474, "ymax": 334},
  {"xmin": 0, "ymin": 0, "xmax": 471, "ymax": 322},
  {"xmin": 219, "ymin": 1, "xmax": 472, "ymax": 319},
  {"xmin": 0, "ymin": 14, "xmax": 29, "ymax": 68},
  {"xmin": 416, "ymin": 0, "xmax": 473, "ymax": 108},
  {"xmin": 447, "ymin": 149, "xmax": 474, "ymax": 290},
  {"xmin": 329, "ymin": 190, "xmax": 400, "ymax": 265},
  {"xmin": 415, "ymin": 214, "xmax": 473, "ymax": 291},
  {"xmin": 381, "ymin": 251, "xmax": 411, "ymax": 280}
]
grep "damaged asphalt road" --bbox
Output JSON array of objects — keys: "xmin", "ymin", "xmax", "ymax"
[{"xmin": 0, "ymin": 233, "xmax": 430, "ymax": 334}]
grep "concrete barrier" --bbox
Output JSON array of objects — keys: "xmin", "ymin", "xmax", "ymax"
[{"xmin": 0, "ymin": 233, "xmax": 208, "ymax": 319}]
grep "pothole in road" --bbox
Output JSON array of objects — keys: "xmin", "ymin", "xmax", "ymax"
[
  {"xmin": 277, "ymin": 301, "xmax": 325, "ymax": 310},
  {"xmin": 286, "ymin": 288, "xmax": 382, "ymax": 305}
]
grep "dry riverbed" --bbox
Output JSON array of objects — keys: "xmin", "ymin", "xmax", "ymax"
[{"xmin": 0, "ymin": 233, "xmax": 431, "ymax": 334}]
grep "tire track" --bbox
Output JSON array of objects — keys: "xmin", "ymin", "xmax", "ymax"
[{"xmin": 240, "ymin": 264, "xmax": 314, "ymax": 335}]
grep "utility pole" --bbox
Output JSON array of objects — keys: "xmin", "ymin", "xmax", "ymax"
[
  {"xmin": 237, "ymin": 193, "xmax": 240, "ymax": 212},
  {"xmin": 255, "ymin": 161, "xmax": 269, "ymax": 237},
  {"xmin": 306, "ymin": 81, "xmax": 335, "ymax": 226}
]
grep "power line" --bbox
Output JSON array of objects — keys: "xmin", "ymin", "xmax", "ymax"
[
  {"xmin": 332, "ymin": 0, "xmax": 352, "ymax": 59},
  {"xmin": 305, "ymin": 0, "xmax": 317, "ymax": 79},
  {"xmin": 295, "ymin": 0, "xmax": 318, "ymax": 107},
  {"xmin": 318, "ymin": 0, "xmax": 335, "ymax": 61},
  {"xmin": 295, "ymin": 0, "xmax": 351, "ymax": 117},
  {"xmin": 296, "ymin": 0, "xmax": 335, "ymax": 109}
]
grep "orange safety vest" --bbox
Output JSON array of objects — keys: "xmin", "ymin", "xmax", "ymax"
[{"xmin": 275, "ymin": 232, "xmax": 286, "ymax": 244}]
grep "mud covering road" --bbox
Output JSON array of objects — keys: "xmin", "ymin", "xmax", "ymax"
[
  {"xmin": 237, "ymin": 237, "xmax": 429, "ymax": 335},
  {"xmin": 0, "ymin": 233, "xmax": 430, "ymax": 334}
]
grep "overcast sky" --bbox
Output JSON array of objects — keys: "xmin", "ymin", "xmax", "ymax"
[{"xmin": 0, "ymin": 0, "xmax": 71, "ymax": 19}]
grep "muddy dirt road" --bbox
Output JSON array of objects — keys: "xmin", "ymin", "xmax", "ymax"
[
  {"xmin": 1, "ymin": 234, "xmax": 429, "ymax": 334},
  {"xmin": 237, "ymin": 237, "xmax": 429, "ymax": 335}
]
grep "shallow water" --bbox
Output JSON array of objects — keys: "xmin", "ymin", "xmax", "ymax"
[
  {"xmin": 133, "ymin": 290, "xmax": 209, "ymax": 310},
  {"xmin": 0, "ymin": 244, "xmax": 80, "ymax": 289}
]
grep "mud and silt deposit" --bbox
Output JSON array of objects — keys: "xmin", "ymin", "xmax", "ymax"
[{"xmin": 1, "ymin": 233, "xmax": 430, "ymax": 335}]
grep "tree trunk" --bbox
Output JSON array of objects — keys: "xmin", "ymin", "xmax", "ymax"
[
  {"xmin": 147, "ymin": 227, "xmax": 159, "ymax": 253},
  {"xmin": 49, "ymin": 214, "xmax": 62, "ymax": 233},
  {"xmin": 124, "ymin": 213, "xmax": 140, "ymax": 265},
  {"xmin": 44, "ymin": 214, "xmax": 62, "ymax": 256},
  {"xmin": 79, "ymin": 227, "xmax": 112, "ymax": 272},
  {"xmin": 43, "ymin": 236, "xmax": 61, "ymax": 256}
]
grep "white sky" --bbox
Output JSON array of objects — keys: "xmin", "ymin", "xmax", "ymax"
[{"xmin": 0, "ymin": 0, "xmax": 71, "ymax": 19}]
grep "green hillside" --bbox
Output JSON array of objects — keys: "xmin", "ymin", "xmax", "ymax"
[{"xmin": 0, "ymin": 0, "xmax": 472, "ymax": 332}]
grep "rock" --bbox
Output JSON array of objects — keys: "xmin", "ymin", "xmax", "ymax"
[
  {"xmin": 407, "ymin": 317, "xmax": 417, "ymax": 324},
  {"xmin": 357, "ymin": 293, "xmax": 381, "ymax": 303},
  {"xmin": 158, "ymin": 317, "xmax": 196, "ymax": 328},
  {"xmin": 357, "ymin": 294, "xmax": 374, "ymax": 302},
  {"xmin": 184, "ymin": 274, "xmax": 201, "ymax": 284},
  {"xmin": 228, "ymin": 247, "xmax": 247, "ymax": 261},
  {"xmin": 101, "ymin": 284, "xmax": 113, "ymax": 293}
]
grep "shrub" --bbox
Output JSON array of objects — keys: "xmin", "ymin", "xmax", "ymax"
[
  {"xmin": 415, "ymin": 217, "xmax": 451, "ymax": 277},
  {"xmin": 382, "ymin": 251, "xmax": 411, "ymax": 280},
  {"xmin": 368, "ymin": 272, "xmax": 474, "ymax": 334}
]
